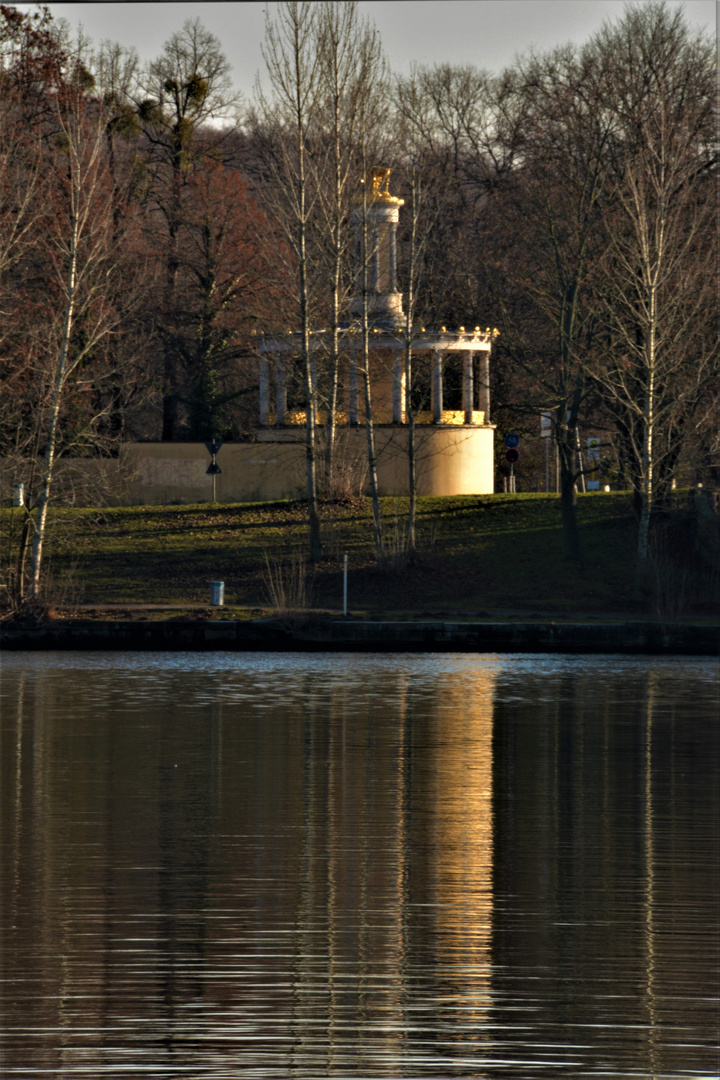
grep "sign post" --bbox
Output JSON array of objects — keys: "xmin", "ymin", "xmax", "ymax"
[
  {"xmin": 343, "ymin": 553, "xmax": 348, "ymax": 617},
  {"xmin": 205, "ymin": 439, "xmax": 223, "ymax": 503},
  {"xmin": 504, "ymin": 433, "xmax": 520, "ymax": 493}
]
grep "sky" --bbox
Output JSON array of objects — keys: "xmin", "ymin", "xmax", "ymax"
[{"xmin": 21, "ymin": 1, "xmax": 717, "ymax": 104}]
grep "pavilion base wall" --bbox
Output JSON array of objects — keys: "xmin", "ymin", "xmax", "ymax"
[{"xmin": 119, "ymin": 426, "xmax": 495, "ymax": 504}]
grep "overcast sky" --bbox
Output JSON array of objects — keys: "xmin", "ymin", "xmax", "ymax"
[{"xmin": 25, "ymin": 1, "xmax": 717, "ymax": 103}]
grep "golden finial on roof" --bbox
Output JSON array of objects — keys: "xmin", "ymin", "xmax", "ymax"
[{"xmin": 357, "ymin": 166, "xmax": 404, "ymax": 206}]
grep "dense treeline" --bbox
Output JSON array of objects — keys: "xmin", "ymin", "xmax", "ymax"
[{"xmin": 0, "ymin": 1, "xmax": 716, "ymax": 598}]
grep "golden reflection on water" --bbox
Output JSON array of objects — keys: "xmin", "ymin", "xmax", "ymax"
[
  {"xmin": 421, "ymin": 670, "xmax": 494, "ymax": 1034},
  {"xmin": 276, "ymin": 665, "xmax": 495, "ymax": 1072},
  {"xmin": 1, "ymin": 655, "xmax": 718, "ymax": 1078}
]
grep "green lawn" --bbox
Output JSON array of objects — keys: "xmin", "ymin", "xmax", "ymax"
[{"xmin": 3, "ymin": 492, "xmax": 650, "ymax": 617}]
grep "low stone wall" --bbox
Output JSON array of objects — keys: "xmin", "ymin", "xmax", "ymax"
[
  {"xmin": 1, "ymin": 618, "xmax": 717, "ymax": 655},
  {"xmin": 1, "ymin": 427, "xmax": 495, "ymax": 506},
  {"xmin": 121, "ymin": 426, "xmax": 495, "ymax": 504}
]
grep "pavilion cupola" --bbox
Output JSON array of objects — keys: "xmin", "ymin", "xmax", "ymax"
[{"xmin": 349, "ymin": 167, "xmax": 405, "ymax": 330}]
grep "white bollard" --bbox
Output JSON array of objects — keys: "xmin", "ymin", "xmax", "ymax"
[
  {"xmin": 343, "ymin": 553, "xmax": 348, "ymax": 617},
  {"xmin": 210, "ymin": 581, "xmax": 225, "ymax": 606}
]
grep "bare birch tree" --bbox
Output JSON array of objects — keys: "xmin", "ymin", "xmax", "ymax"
[
  {"xmin": 313, "ymin": 1, "xmax": 387, "ymax": 487},
  {"xmin": 477, "ymin": 48, "xmax": 616, "ymax": 559},
  {"xmin": 28, "ymin": 82, "xmax": 131, "ymax": 596},
  {"xmin": 357, "ymin": 163, "xmax": 385, "ymax": 561},
  {"xmin": 253, "ymin": 1, "xmax": 323, "ymax": 560},
  {"xmin": 589, "ymin": 2, "xmax": 716, "ymax": 590}
]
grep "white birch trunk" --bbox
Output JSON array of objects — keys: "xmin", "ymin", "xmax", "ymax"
[{"xmin": 30, "ymin": 179, "xmax": 80, "ymax": 596}]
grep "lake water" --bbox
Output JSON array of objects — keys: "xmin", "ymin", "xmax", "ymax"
[{"xmin": 1, "ymin": 652, "xmax": 718, "ymax": 1079}]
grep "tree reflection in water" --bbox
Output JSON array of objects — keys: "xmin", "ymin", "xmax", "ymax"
[{"xmin": 1, "ymin": 653, "xmax": 717, "ymax": 1077}]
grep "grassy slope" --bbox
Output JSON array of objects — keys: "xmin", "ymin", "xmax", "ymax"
[{"xmin": 5, "ymin": 492, "xmax": 645, "ymax": 617}]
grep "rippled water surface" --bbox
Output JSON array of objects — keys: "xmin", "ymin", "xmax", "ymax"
[{"xmin": 1, "ymin": 652, "xmax": 718, "ymax": 1078}]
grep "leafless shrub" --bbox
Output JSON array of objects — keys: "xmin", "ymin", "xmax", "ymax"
[
  {"xmin": 262, "ymin": 550, "xmax": 314, "ymax": 625},
  {"xmin": 377, "ymin": 502, "xmax": 410, "ymax": 574},
  {"xmin": 318, "ymin": 435, "xmax": 368, "ymax": 502},
  {"xmin": 2, "ymin": 556, "xmax": 81, "ymax": 623}
]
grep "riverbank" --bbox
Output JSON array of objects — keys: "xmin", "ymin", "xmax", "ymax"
[
  {"xmin": 1, "ymin": 615, "xmax": 717, "ymax": 654},
  {"xmin": 2, "ymin": 491, "xmax": 717, "ymax": 623}
]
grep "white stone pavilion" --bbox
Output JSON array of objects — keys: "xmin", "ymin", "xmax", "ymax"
[{"xmin": 253, "ymin": 168, "xmax": 497, "ymax": 496}]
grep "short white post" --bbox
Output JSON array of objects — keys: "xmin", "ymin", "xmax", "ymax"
[{"xmin": 343, "ymin": 553, "xmax": 348, "ymax": 616}]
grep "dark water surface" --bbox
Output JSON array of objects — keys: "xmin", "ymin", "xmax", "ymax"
[{"xmin": 1, "ymin": 652, "xmax": 718, "ymax": 1079}]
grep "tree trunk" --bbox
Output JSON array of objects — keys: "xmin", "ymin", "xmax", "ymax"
[
  {"xmin": 30, "ymin": 201, "xmax": 79, "ymax": 597},
  {"xmin": 296, "ymin": 56, "xmax": 322, "ymax": 563},
  {"xmin": 635, "ymin": 289, "xmax": 656, "ymax": 596},
  {"xmin": 558, "ymin": 430, "xmax": 583, "ymax": 562},
  {"xmin": 404, "ymin": 175, "xmax": 418, "ymax": 559},
  {"xmin": 360, "ymin": 175, "xmax": 384, "ymax": 562},
  {"xmin": 406, "ymin": 357, "xmax": 416, "ymax": 557}
]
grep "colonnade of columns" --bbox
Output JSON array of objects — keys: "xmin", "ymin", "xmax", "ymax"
[{"xmin": 258, "ymin": 348, "xmax": 491, "ymax": 427}]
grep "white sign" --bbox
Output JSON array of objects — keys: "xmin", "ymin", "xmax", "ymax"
[
  {"xmin": 587, "ymin": 437, "xmax": 601, "ymax": 463},
  {"xmin": 540, "ymin": 411, "xmax": 552, "ymax": 437}
]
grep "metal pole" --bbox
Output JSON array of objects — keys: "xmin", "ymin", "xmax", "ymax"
[
  {"xmin": 545, "ymin": 437, "xmax": 549, "ymax": 493},
  {"xmin": 212, "ymin": 472, "xmax": 216, "ymax": 504},
  {"xmin": 343, "ymin": 553, "xmax": 348, "ymax": 616}
]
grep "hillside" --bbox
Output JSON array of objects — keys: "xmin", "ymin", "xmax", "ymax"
[{"xmin": 5, "ymin": 491, "xmax": 712, "ymax": 621}]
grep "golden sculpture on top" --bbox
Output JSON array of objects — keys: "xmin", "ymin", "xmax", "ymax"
[{"xmin": 358, "ymin": 166, "xmax": 404, "ymax": 206}]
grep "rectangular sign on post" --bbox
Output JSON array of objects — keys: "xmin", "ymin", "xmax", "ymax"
[
  {"xmin": 540, "ymin": 411, "xmax": 552, "ymax": 437},
  {"xmin": 587, "ymin": 437, "xmax": 601, "ymax": 463}
]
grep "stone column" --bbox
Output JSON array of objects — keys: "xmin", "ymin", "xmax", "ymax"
[
  {"xmin": 463, "ymin": 351, "xmax": 474, "ymax": 425},
  {"xmin": 389, "ymin": 221, "xmax": 398, "ymax": 293},
  {"xmin": 348, "ymin": 355, "xmax": 358, "ymax": 425},
  {"xmin": 393, "ymin": 353, "xmax": 405, "ymax": 423},
  {"xmin": 371, "ymin": 225, "xmax": 380, "ymax": 291},
  {"xmin": 259, "ymin": 357, "xmax": 270, "ymax": 426},
  {"xmin": 432, "ymin": 350, "xmax": 443, "ymax": 423},
  {"xmin": 275, "ymin": 357, "xmax": 286, "ymax": 426},
  {"xmin": 478, "ymin": 348, "xmax": 490, "ymax": 423}
]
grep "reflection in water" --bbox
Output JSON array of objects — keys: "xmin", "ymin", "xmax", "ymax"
[{"xmin": 0, "ymin": 653, "xmax": 717, "ymax": 1078}]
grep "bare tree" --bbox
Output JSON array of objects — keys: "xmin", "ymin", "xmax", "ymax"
[
  {"xmin": 313, "ymin": 1, "xmax": 387, "ymax": 486},
  {"xmin": 356, "ymin": 165, "xmax": 385, "ymax": 561},
  {"xmin": 253, "ymin": 1, "xmax": 324, "ymax": 561},
  {"xmin": 135, "ymin": 18, "xmax": 241, "ymax": 441},
  {"xmin": 479, "ymin": 46, "xmax": 618, "ymax": 559},
  {"xmin": 589, "ymin": 2, "xmax": 716, "ymax": 589},
  {"xmin": 28, "ymin": 81, "xmax": 131, "ymax": 596}
]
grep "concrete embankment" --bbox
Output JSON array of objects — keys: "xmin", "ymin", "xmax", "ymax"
[{"xmin": 1, "ymin": 619, "xmax": 718, "ymax": 654}]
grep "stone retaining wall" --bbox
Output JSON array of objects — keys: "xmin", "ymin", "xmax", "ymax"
[{"xmin": 2, "ymin": 619, "xmax": 717, "ymax": 655}]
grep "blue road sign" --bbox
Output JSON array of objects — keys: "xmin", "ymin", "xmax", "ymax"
[{"xmin": 504, "ymin": 432, "xmax": 520, "ymax": 449}]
